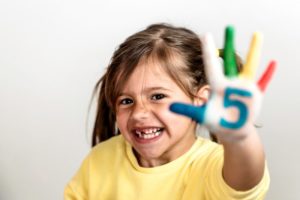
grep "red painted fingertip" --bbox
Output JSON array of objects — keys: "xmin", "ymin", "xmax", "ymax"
[{"xmin": 257, "ymin": 60, "xmax": 277, "ymax": 92}]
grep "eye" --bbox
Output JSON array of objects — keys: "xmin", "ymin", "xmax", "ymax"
[
  {"xmin": 151, "ymin": 93, "xmax": 166, "ymax": 100},
  {"xmin": 119, "ymin": 98, "xmax": 133, "ymax": 105}
]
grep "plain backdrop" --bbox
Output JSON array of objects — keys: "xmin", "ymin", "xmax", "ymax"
[{"xmin": 1, "ymin": 0, "xmax": 299, "ymax": 199}]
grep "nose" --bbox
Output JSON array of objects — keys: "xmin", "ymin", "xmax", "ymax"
[{"xmin": 130, "ymin": 101, "xmax": 150, "ymax": 121}]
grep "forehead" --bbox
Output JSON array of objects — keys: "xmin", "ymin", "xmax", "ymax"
[{"xmin": 121, "ymin": 60, "xmax": 176, "ymax": 93}]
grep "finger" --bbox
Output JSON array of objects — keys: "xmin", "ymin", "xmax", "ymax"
[
  {"xmin": 201, "ymin": 33, "xmax": 224, "ymax": 89},
  {"xmin": 169, "ymin": 103, "xmax": 207, "ymax": 124},
  {"xmin": 240, "ymin": 32, "xmax": 263, "ymax": 80},
  {"xmin": 257, "ymin": 60, "xmax": 277, "ymax": 92},
  {"xmin": 223, "ymin": 26, "xmax": 238, "ymax": 77}
]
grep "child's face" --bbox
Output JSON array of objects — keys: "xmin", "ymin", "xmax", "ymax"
[{"xmin": 116, "ymin": 60, "xmax": 198, "ymax": 167}]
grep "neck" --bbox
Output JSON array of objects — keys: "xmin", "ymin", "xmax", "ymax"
[{"xmin": 133, "ymin": 136, "xmax": 197, "ymax": 168}]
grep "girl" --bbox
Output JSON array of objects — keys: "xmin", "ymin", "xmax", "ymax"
[{"xmin": 64, "ymin": 23, "xmax": 275, "ymax": 199}]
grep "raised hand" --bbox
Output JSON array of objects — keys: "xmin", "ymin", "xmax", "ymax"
[{"xmin": 170, "ymin": 26, "xmax": 276, "ymax": 141}]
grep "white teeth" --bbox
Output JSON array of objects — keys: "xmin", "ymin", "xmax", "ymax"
[
  {"xmin": 145, "ymin": 128, "xmax": 157, "ymax": 134},
  {"xmin": 135, "ymin": 128, "xmax": 162, "ymax": 139}
]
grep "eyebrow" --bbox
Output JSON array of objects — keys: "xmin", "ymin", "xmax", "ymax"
[
  {"xmin": 143, "ymin": 86, "xmax": 172, "ymax": 93},
  {"xmin": 119, "ymin": 87, "xmax": 173, "ymax": 97}
]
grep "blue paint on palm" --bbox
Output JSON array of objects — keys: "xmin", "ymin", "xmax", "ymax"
[
  {"xmin": 220, "ymin": 87, "xmax": 252, "ymax": 129},
  {"xmin": 170, "ymin": 103, "xmax": 206, "ymax": 124}
]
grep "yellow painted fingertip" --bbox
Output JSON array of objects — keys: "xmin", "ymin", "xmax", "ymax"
[{"xmin": 240, "ymin": 32, "xmax": 263, "ymax": 80}]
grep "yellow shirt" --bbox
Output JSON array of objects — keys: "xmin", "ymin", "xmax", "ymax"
[{"xmin": 64, "ymin": 135, "xmax": 269, "ymax": 200}]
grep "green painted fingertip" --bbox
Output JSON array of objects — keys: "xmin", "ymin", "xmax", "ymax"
[{"xmin": 224, "ymin": 25, "xmax": 238, "ymax": 77}]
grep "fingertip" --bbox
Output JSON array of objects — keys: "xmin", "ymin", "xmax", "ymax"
[
  {"xmin": 201, "ymin": 33, "xmax": 218, "ymax": 57},
  {"xmin": 241, "ymin": 31, "xmax": 264, "ymax": 80},
  {"xmin": 257, "ymin": 60, "xmax": 277, "ymax": 92},
  {"xmin": 202, "ymin": 33, "xmax": 214, "ymax": 47},
  {"xmin": 225, "ymin": 25, "xmax": 235, "ymax": 44},
  {"xmin": 253, "ymin": 31, "xmax": 263, "ymax": 41},
  {"xmin": 169, "ymin": 103, "xmax": 206, "ymax": 124},
  {"xmin": 225, "ymin": 25, "xmax": 235, "ymax": 36},
  {"xmin": 169, "ymin": 103, "xmax": 183, "ymax": 113},
  {"xmin": 269, "ymin": 60, "xmax": 277, "ymax": 68},
  {"xmin": 224, "ymin": 25, "xmax": 238, "ymax": 77},
  {"xmin": 252, "ymin": 32, "xmax": 263, "ymax": 48}
]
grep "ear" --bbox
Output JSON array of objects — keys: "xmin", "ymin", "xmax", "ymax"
[{"xmin": 193, "ymin": 85, "xmax": 210, "ymax": 106}]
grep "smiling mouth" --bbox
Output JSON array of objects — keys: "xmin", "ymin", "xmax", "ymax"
[{"xmin": 134, "ymin": 128, "xmax": 164, "ymax": 140}]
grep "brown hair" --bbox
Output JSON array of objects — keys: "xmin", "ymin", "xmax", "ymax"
[{"xmin": 91, "ymin": 23, "xmax": 242, "ymax": 147}]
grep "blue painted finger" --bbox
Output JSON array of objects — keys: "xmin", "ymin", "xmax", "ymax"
[{"xmin": 169, "ymin": 103, "xmax": 207, "ymax": 124}]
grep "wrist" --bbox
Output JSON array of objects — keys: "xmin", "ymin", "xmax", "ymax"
[{"xmin": 216, "ymin": 124, "xmax": 258, "ymax": 145}]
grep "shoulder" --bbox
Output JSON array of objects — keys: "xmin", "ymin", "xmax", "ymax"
[
  {"xmin": 75, "ymin": 135, "xmax": 128, "ymax": 180},
  {"xmin": 92, "ymin": 135, "xmax": 125, "ymax": 152},
  {"xmin": 88, "ymin": 135, "xmax": 126, "ymax": 162},
  {"xmin": 64, "ymin": 135, "xmax": 127, "ymax": 198}
]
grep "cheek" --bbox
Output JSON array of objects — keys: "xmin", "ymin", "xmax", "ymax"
[{"xmin": 116, "ymin": 111, "xmax": 130, "ymax": 129}]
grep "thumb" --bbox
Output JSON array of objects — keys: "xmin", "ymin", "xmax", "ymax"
[{"xmin": 169, "ymin": 103, "xmax": 207, "ymax": 124}]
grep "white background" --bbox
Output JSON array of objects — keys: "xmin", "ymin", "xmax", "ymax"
[{"xmin": 0, "ymin": 0, "xmax": 299, "ymax": 199}]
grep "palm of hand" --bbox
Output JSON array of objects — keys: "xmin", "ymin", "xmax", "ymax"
[{"xmin": 170, "ymin": 26, "xmax": 276, "ymax": 141}]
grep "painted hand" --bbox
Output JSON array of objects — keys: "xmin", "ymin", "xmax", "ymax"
[{"xmin": 170, "ymin": 26, "xmax": 276, "ymax": 141}]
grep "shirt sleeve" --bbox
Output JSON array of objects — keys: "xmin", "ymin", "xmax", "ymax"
[
  {"xmin": 64, "ymin": 156, "xmax": 90, "ymax": 200},
  {"xmin": 64, "ymin": 182, "xmax": 85, "ymax": 200},
  {"xmin": 204, "ymin": 148, "xmax": 270, "ymax": 200}
]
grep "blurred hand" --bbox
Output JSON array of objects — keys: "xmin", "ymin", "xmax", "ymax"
[{"xmin": 170, "ymin": 26, "xmax": 276, "ymax": 142}]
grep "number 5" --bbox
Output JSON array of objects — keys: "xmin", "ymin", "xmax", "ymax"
[{"xmin": 220, "ymin": 88, "xmax": 252, "ymax": 129}]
